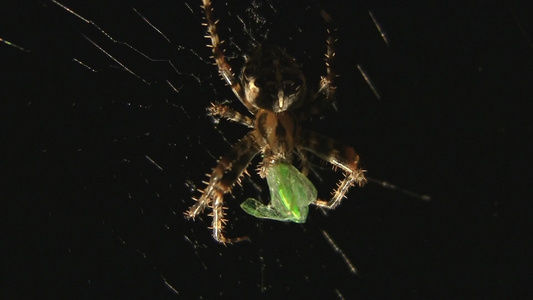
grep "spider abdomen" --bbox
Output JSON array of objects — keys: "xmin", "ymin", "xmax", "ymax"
[{"xmin": 242, "ymin": 45, "xmax": 307, "ymax": 113}]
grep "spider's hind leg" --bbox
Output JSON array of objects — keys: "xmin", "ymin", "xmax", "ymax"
[
  {"xmin": 201, "ymin": 0, "xmax": 256, "ymax": 113},
  {"xmin": 318, "ymin": 10, "xmax": 338, "ymax": 109},
  {"xmin": 299, "ymin": 130, "xmax": 366, "ymax": 209},
  {"xmin": 186, "ymin": 131, "xmax": 261, "ymax": 243}
]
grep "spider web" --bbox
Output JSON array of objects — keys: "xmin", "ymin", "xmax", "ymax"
[
  {"xmin": 3, "ymin": 0, "xmax": 432, "ymax": 298},
  {"xmin": 4, "ymin": 0, "xmax": 529, "ymax": 298}
]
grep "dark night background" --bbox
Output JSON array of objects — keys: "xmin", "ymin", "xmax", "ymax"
[{"xmin": 2, "ymin": 0, "xmax": 530, "ymax": 299}]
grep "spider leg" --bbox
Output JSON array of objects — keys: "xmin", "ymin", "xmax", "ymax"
[
  {"xmin": 208, "ymin": 102, "xmax": 254, "ymax": 128},
  {"xmin": 186, "ymin": 131, "xmax": 261, "ymax": 243},
  {"xmin": 201, "ymin": 0, "xmax": 257, "ymax": 114},
  {"xmin": 296, "ymin": 10, "xmax": 339, "ymax": 121},
  {"xmin": 294, "ymin": 148, "xmax": 316, "ymax": 178},
  {"xmin": 295, "ymin": 148, "xmax": 326, "ymax": 187},
  {"xmin": 299, "ymin": 130, "xmax": 366, "ymax": 209},
  {"xmin": 318, "ymin": 10, "xmax": 338, "ymax": 109}
]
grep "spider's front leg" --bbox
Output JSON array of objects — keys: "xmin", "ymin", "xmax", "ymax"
[
  {"xmin": 186, "ymin": 131, "xmax": 261, "ymax": 243},
  {"xmin": 299, "ymin": 130, "xmax": 367, "ymax": 209}
]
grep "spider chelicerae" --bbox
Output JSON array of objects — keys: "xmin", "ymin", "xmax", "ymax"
[{"xmin": 186, "ymin": 0, "xmax": 367, "ymax": 243}]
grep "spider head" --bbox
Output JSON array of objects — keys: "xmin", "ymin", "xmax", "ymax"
[{"xmin": 242, "ymin": 45, "xmax": 307, "ymax": 113}]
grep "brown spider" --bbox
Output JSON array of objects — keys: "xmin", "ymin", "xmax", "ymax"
[{"xmin": 186, "ymin": 0, "xmax": 367, "ymax": 243}]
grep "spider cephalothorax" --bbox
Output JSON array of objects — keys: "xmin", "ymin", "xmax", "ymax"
[{"xmin": 186, "ymin": 0, "xmax": 366, "ymax": 243}]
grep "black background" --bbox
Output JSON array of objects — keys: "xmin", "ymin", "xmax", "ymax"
[{"xmin": 2, "ymin": 0, "xmax": 530, "ymax": 298}]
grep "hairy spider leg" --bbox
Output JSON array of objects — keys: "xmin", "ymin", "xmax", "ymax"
[
  {"xmin": 201, "ymin": 0, "xmax": 257, "ymax": 114},
  {"xmin": 296, "ymin": 9, "xmax": 339, "ymax": 121},
  {"xmin": 318, "ymin": 10, "xmax": 338, "ymax": 107},
  {"xmin": 295, "ymin": 148, "xmax": 312, "ymax": 177},
  {"xmin": 208, "ymin": 103, "xmax": 254, "ymax": 128},
  {"xmin": 294, "ymin": 147, "xmax": 326, "ymax": 182},
  {"xmin": 186, "ymin": 131, "xmax": 261, "ymax": 243},
  {"xmin": 298, "ymin": 130, "xmax": 367, "ymax": 209}
]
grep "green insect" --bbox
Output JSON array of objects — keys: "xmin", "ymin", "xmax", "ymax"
[{"xmin": 240, "ymin": 163, "xmax": 317, "ymax": 223}]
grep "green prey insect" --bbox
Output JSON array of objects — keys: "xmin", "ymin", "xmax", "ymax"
[{"xmin": 241, "ymin": 162, "xmax": 317, "ymax": 223}]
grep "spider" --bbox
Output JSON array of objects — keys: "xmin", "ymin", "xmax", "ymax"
[{"xmin": 186, "ymin": 0, "xmax": 367, "ymax": 243}]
